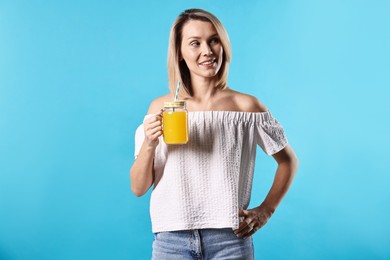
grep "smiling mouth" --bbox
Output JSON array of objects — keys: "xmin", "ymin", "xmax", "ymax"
[{"xmin": 199, "ymin": 58, "xmax": 216, "ymax": 66}]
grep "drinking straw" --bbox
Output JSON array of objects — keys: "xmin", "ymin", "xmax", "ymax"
[
  {"xmin": 173, "ymin": 80, "xmax": 180, "ymax": 112},
  {"xmin": 174, "ymin": 80, "xmax": 180, "ymax": 101}
]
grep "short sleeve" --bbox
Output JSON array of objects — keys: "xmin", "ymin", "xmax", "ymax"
[
  {"xmin": 255, "ymin": 112, "xmax": 288, "ymax": 155},
  {"xmin": 134, "ymin": 124, "xmax": 144, "ymax": 159}
]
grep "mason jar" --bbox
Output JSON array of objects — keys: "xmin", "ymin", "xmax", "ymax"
[{"xmin": 163, "ymin": 101, "xmax": 189, "ymax": 144}]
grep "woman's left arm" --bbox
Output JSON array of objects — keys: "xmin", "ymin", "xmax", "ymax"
[{"xmin": 234, "ymin": 144, "xmax": 299, "ymax": 239}]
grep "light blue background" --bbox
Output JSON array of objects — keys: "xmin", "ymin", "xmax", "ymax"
[{"xmin": 1, "ymin": 0, "xmax": 389, "ymax": 259}]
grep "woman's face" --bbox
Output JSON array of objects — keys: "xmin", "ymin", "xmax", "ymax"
[{"xmin": 180, "ymin": 20, "xmax": 223, "ymax": 80}]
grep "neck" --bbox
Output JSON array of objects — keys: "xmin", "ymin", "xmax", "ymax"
[{"xmin": 188, "ymin": 75, "xmax": 218, "ymax": 103}]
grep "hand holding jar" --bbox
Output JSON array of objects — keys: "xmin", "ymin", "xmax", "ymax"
[{"xmin": 143, "ymin": 109, "xmax": 163, "ymax": 149}]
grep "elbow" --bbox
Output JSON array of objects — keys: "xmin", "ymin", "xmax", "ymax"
[
  {"xmin": 130, "ymin": 177, "xmax": 147, "ymax": 197},
  {"xmin": 131, "ymin": 186, "xmax": 146, "ymax": 197},
  {"xmin": 290, "ymin": 154, "xmax": 299, "ymax": 176},
  {"xmin": 281, "ymin": 150, "xmax": 299, "ymax": 175},
  {"xmin": 292, "ymin": 153, "xmax": 299, "ymax": 167}
]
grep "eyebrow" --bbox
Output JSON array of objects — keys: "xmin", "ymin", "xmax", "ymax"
[{"xmin": 187, "ymin": 34, "xmax": 219, "ymax": 40}]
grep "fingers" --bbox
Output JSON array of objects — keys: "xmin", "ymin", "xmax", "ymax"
[
  {"xmin": 146, "ymin": 125, "xmax": 163, "ymax": 139},
  {"xmin": 143, "ymin": 113, "xmax": 163, "ymax": 144},
  {"xmin": 145, "ymin": 114, "xmax": 162, "ymax": 125},
  {"xmin": 235, "ymin": 218, "xmax": 262, "ymax": 239},
  {"xmin": 150, "ymin": 130, "xmax": 163, "ymax": 140},
  {"xmin": 234, "ymin": 217, "xmax": 255, "ymax": 238},
  {"xmin": 145, "ymin": 119, "xmax": 162, "ymax": 133},
  {"xmin": 144, "ymin": 114, "xmax": 162, "ymax": 132},
  {"xmin": 146, "ymin": 120, "xmax": 162, "ymax": 130},
  {"xmin": 235, "ymin": 208, "xmax": 270, "ymax": 239},
  {"xmin": 238, "ymin": 209, "xmax": 249, "ymax": 217},
  {"xmin": 235, "ymin": 216, "xmax": 251, "ymax": 233},
  {"xmin": 234, "ymin": 225, "xmax": 251, "ymax": 238},
  {"xmin": 144, "ymin": 109, "xmax": 164, "ymax": 127},
  {"xmin": 242, "ymin": 225, "xmax": 260, "ymax": 240},
  {"xmin": 149, "ymin": 126, "xmax": 162, "ymax": 135}
]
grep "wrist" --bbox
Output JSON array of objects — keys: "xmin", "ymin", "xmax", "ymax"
[
  {"xmin": 142, "ymin": 141, "xmax": 158, "ymax": 154},
  {"xmin": 259, "ymin": 202, "xmax": 276, "ymax": 215}
]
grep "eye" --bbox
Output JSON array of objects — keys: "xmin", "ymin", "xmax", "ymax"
[
  {"xmin": 209, "ymin": 37, "xmax": 220, "ymax": 45},
  {"xmin": 190, "ymin": 41, "xmax": 200, "ymax": 47}
]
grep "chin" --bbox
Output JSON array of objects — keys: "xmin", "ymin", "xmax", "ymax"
[
  {"xmin": 199, "ymin": 70, "xmax": 219, "ymax": 78},
  {"xmin": 189, "ymin": 66, "xmax": 220, "ymax": 79}
]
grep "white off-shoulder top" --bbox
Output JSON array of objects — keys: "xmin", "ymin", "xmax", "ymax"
[{"xmin": 134, "ymin": 111, "xmax": 288, "ymax": 233}]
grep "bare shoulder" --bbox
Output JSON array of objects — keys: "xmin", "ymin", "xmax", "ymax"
[
  {"xmin": 222, "ymin": 89, "xmax": 268, "ymax": 112},
  {"xmin": 147, "ymin": 93, "xmax": 173, "ymax": 114}
]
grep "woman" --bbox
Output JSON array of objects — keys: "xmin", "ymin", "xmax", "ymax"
[{"xmin": 130, "ymin": 8, "xmax": 298, "ymax": 259}]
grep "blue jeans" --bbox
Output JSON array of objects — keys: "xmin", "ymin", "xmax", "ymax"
[{"xmin": 152, "ymin": 228, "xmax": 254, "ymax": 260}]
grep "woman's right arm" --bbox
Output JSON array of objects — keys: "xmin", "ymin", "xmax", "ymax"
[{"xmin": 130, "ymin": 108, "xmax": 163, "ymax": 197}]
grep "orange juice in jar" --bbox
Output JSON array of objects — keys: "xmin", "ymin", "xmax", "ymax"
[{"xmin": 163, "ymin": 101, "xmax": 188, "ymax": 144}]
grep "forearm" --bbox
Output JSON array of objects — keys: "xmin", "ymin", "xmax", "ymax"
[
  {"xmin": 261, "ymin": 158, "xmax": 298, "ymax": 212},
  {"xmin": 130, "ymin": 141, "xmax": 156, "ymax": 197}
]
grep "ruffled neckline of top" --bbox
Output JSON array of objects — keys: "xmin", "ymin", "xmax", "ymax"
[
  {"xmin": 188, "ymin": 111, "xmax": 273, "ymax": 123},
  {"xmin": 145, "ymin": 111, "xmax": 275, "ymax": 123}
]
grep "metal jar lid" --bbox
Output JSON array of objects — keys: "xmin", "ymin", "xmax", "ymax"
[{"xmin": 164, "ymin": 101, "xmax": 186, "ymax": 108}]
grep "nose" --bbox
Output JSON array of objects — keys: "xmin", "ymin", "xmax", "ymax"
[{"xmin": 201, "ymin": 43, "xmax": 213, "ymax": 56}]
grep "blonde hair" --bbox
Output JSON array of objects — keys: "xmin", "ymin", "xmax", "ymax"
[{"xmin": 167, "ymin": 8, "xmax": 232, "ymax": 98}]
